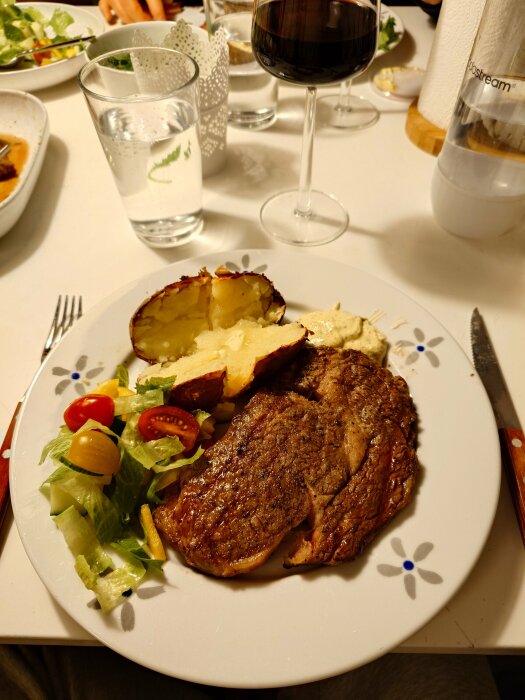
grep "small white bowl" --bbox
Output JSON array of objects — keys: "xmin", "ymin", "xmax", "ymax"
[
  {"xmin": 86, "ymin": 20, "xmax": 202, "ymax": 60},
  {"xmin": 0, "ymin": 3, "xmax": 105, "ymax": 92},
  {"xmin": 85, "ymin": 21, "xmax": 208, "ymax": 99},
  {"xmin": 0, "ymin": 90, "xmax": 49, "ymax": 239}
]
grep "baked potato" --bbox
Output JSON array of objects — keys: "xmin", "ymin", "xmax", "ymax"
[
  {"xmin": 130, "ymin": 268, "xmax": 286, "ymax": 364},
  {"xmin": 131, "ymin": 268, "xmax": 306, "ymax": 408}
]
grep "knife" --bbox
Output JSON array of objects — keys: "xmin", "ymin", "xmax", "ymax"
[{"xmin": 471, "ymin": 308, "xmax": 525, "ymax": 546}]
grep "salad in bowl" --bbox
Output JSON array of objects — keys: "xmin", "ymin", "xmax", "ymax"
[{"xmin": 0, "ymin": 1, "xmax": 104, "ymax": 90}]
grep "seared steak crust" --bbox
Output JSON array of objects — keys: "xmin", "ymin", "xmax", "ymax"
[{"xmin": 154, "ymin": 347, "xmax": 419, "ymax": 577}]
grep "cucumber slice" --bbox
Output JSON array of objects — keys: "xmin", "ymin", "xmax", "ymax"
[{"xmin": 49, "ymin": 483, "xmax": 83, "ymax": 516}]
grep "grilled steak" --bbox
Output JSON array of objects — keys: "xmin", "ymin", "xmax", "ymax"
[{"xmin": 154, "ymin": 347, "xmax": 419, "ymax": 577}]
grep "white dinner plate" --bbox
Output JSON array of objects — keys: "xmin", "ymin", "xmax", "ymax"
[{"xmin": 10, "ymin": 250, "xmax": 500, "ymax": 689}]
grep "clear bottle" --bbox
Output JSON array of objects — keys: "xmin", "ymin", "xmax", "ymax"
[{"xmin": 431, "ymin": 0, "xmax": 525, "ymax": 239}]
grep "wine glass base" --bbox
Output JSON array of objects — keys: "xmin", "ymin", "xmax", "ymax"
[
  {"xmin": 318, "ymin": 94, "xmax": 379, "ymax": 130},
  {"xmin": 260, "ymin": 189, "xmax": 349, "ymax": 246}
]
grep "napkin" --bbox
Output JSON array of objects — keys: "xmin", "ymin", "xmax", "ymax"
[{"xmin": 418, "ymin": 0, "xmax": 486, "ymax": 130}]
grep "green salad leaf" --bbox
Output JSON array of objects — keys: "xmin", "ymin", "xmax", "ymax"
[{"xmin": 378, "ymin": 16, "xmax": 400, "ymax": 53}]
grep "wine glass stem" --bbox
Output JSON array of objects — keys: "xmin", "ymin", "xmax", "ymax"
[
  {"xmin": 296, "ymin": 86, "xmax": 317, "ymax": 218},
  {"xmin": 337, "ymin": 79, "xmax": 353, "ymax": 111}
]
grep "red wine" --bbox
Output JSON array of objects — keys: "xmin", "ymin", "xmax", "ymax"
[{"xmin": 252, "ymin": 0, "xmax": 378, "ymax": 85}]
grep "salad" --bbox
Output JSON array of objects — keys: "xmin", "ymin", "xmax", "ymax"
[
  {"xmin": 39, "ymin": 365, "xmax": 218, "ymax": 613},
  {"xmin": 0, "ymin": 0, "xmax": 85, "ymax": 68},
  {"xmin": 378, "ymin": 15, "xmax": 400, "ymax": 53}
]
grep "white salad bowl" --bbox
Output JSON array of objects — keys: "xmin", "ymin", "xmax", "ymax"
[
  {"xmin": 0, "ymin": 3, "xmax": 105, "ymax": 92},
  {"xmin": 0, "ymin": 89, "xmax": 49, "ymax": 238}
]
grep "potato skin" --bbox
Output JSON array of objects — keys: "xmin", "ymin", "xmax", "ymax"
[
  {"xmin": 130, "ymin": 270, "xmax": 212, "ymax": 365},
  {"xmin": 167, "ymin": 370, "xmax": 226, "ymax": 411},
  {"xmin": 130, "ymin": 268, "xmax": 286, "ymax": 365},
  {"xmin": 235, "ymin": 335, "xmax": 308, "ymax": 396}
]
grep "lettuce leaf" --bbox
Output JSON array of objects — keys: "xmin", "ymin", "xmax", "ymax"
[
  {"xmin": 75, "ymin": 555, "xmax": 146, "ymax": 614},
  {"xmin": 48, "ymin": 7, "xmax": 74, "ymax": 36},
  {"xmin": 40, "ymin": 425, "xmax": 74, "ymax": 464},
  {"xmin": 120, "ymin": 414, "xmax": 186, "ymax": 469},
  {"xmin": 110, "ymin": 537, "xmax": 164, "ymax": 572},
  {"xmin": 109, "ymin": 449, "xmax": 147, "ymax": 525},
  {"xmin": 136, "ymin": 375, "xmax": 177, "ymax": 394},
  {"xmin": 54, "ymin": 506, "xmax": 114, "ymax": 574},
  {"xmin": 46, "ymin": 470, "xmax": 122, "ymax": 543},
  {"xmin": 113, "ymin": 388, "xmax": 163, "ymax": 416},
  {"xmin": 146, "ymin": 446, "xmax": 204, "ymax": 503},
  {"xmin": 116, "ymin": 364, "xmax": 129, "ymax": 388}
]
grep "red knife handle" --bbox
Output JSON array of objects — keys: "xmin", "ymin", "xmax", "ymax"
[
  {"xmin": 0, "ymin": 402, "xmax": 21, "ymax": 532},
  {"xmin": 499, "ymin": 428, "xmax": 525, "ymax": 547}
]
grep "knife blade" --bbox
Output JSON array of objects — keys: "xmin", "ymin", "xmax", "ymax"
[{"xmin": 471, "ymin": 308, "xmax": 525, "ymax": 546}]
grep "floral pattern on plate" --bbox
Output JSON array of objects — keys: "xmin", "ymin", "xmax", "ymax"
[
  {"xmin": 52, "ymin": 355, "xmax": 105, "ymax": 396},
  {"xmin": 377, "ymin": 538, "xmax": 444, "ymax": 600}
]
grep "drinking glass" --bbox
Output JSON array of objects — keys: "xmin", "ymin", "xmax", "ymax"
[
  {"xmin": 319, "ymin": 4, "xmax": 396, "ymax": 130},
  {"xmin": 251, "ymin": 0, "xmax": 380, "ymax": 245},
  {"xmin": 79, "ymin": 47, "xmax": 202, "ymax": 248},
  {"xmin": 205, "ymin": 0, "xmax": 278, "ymax": 130}
]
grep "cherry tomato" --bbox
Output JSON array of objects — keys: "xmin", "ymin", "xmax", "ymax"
[
  {"xmin": 33, "ymin": 50, "xmax": 52, "ymax": 64},
  {"xmin": 137, "ymin": 406, "xmax": 200, "ymax": 451},
  {"xmin": 67, "ymin": 429, "xmax": 121, "ymax": 476},
  {"xmin": 64, "ymin": 394, "xmax": 115, "ymax": 433}
]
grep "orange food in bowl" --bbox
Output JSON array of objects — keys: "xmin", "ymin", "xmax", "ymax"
[{"xmin": 0, "ymin": 133, "xmax": 29, "ymax": 204}]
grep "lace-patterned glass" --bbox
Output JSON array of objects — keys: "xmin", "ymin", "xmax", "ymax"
[{"xmin": 144, "ymin": 21, "xmax": 230, "ymax": 177}]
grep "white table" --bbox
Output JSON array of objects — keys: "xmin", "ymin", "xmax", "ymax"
[{"xmin": 0, "ymin": 6, "xmax": 524, "ymax": 657}]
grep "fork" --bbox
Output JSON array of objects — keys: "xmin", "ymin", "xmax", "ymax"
[{"xmin": 0, "ymin": 296, "xmax": 83, "ymax": 532}]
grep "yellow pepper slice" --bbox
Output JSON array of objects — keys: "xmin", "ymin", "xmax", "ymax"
[
  {"xmin": 139, "ymin": 504, "xmax": 166, "ymax": 562},
  {"xmin": 94, "ymin": 378, "xmax": 120, "ymax": 398}
]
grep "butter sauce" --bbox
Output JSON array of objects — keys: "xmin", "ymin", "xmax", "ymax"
[{"xmin": 298, "ymin": 305, "xmax": 387, "ymax": 364}]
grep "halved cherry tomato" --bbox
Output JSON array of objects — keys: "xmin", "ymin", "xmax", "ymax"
[
  {"xmin": 137, "ymin": 406, "xmax": 200, "ymax": 451},
  {"xmin": 33, "ymin": 50, "xmax": 52, "ymax": 64},
  {"xmin": 68, "ymin": 429, "xmax": 121, "ymax": 476},
  {"xmin": 63, "ymin": 394, "xmax": 115, "ymax": 433},
  {"xmin": 32, "ymin": 42, "xmax": 52, "ymax": 65}
]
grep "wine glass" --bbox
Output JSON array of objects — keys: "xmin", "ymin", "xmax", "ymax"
[
  {"xmin": 318, "ymin": 76, "xmax": 379, "ymax": 130},
  {"xmin": 251, "ymin": 0, "xmax": 380, "ymax": 246}
]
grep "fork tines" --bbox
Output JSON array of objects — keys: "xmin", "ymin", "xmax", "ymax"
[{"xmin": 41, "ymin": 295, "xmax": 83, "ymax": 362}]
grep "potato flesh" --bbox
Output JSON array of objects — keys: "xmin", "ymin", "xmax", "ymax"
[
  {"xmin": 195, "ymin": 320, "xmax": 304, "ymax": 397},
  {"xmin": 132, "ymin": 274, "xmax": 284, "ymax": 364},
  {"xmin": 137, "ymin": 320, "xmax": 306, "ymax": 400},
  {"xmin": 210, "ymin": 277, "xmax": 282, "ymax": 329},
  {"xmin": 138, "ymin": 352, "xmax": 226, "ymax": 387},
  {"xmin": 133, "ymin": 282, "xmax": 211, "ymax": 362}
]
